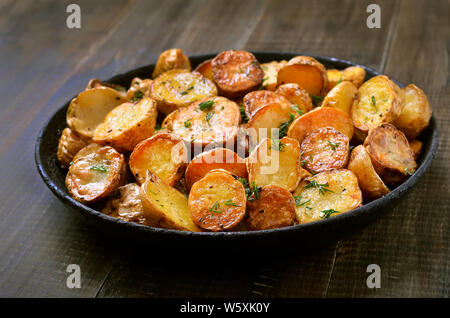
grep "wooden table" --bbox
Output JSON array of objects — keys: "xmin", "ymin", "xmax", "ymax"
[{"xmin": 0, "ymin": 0, "xmax": 447, "ymax": 298}]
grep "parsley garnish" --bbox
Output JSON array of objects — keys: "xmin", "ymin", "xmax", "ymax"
[
  {"xmin": 90, "ymin": 164, "xmax": 107, "ymax": 173},
  {"xmin": 320, "ymin": 209, "xmax": 339, "ymax": 219},
  {"xmin": 278, "ymin": 113, "xmax": 295, "ymax": 139},
  {"xmin": 311, "ymin": 95, "xmax": 324, "ymax": 107},
  {"xmin": 328, "ymin": 140, "xmax": 341, "ymax": 152},
  {"xmin": 304, "ymin": 181, "xmax": 334, "ymax": 195},
  {"xmin": 199, "ymin": 100, "xmax": 214, "ymax": 111}
]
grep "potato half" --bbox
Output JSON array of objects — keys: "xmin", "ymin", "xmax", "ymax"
[
  {"xmin": 57, "ymin": 128, "xmax": 89, "ymax": 168},
  {"xmin": 152, "ymin": 48, "xmax": 191, "ymax": 79},
  {"xmin": 193, "ymin": 59, "xmax": 214, "ymax": 82},
  {"xmin": 101, "ymin": 183, "xmax": 146, "ymax": 224},
  {"xmin": 321, "ymin": 81, "xmax": 358, "ymax": 115},
  {"xmin": 326, "ymin": 66, "xmax": 366, "ymax": 91},
  {"xmin": 126, "ymin": 77, "xmax": 153, "ymax": 101},
  {"xmin": 275, "ymin": 83, "xmax": 314, "ymax": 114},
  {"xmin": 260, "ymin": 60, "xmax": 287, "ymax": 91}
]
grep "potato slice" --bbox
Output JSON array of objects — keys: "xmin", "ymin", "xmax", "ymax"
[
  {"xmin": 364, "ymin": 123, "xmax": 417, "ymax": 185},
  {"xmin": 351, "ymin": 75, "xmax": 404, "ymax": 139},
  {"xmin": 193, "ymin": 59, "xmax": 214, "ymax": 82},
  {"xmin": 246, "ymin": 184, "xmax": 296, "ymax": 230},
  {"xmin": 275, "ymin": 83, "xmax": 313, "ymax": 114},
  {"xmin": 129, "ymin": 133, "xmax": 188, "ymax": 185},
  {"xmin": 347, "ymin": 145, "xmax": 389, "ymax": 201},
  {"xmin": 57, "ymin": 128, "xmax": 89, "ymax": 168},
  {"xmin": 394, "ymin": 84, "xmax": 432, "ymax": 139},
  {"xmin": 185, "ymin": 148, "xmax": 247, "ymax": 190},
  {"xmin": 287, "ymin": 107, "xmax": 353, "ymax": 145},
  {"xmin": 164, "ymin": 96, "xmax": 240, "ymax": 148},
  {"xmin": 243, "ymin": 90, "xmax": 301, "ymax": 120},
  {"xmin": 101, "ymin": 183, "xmax": 146, "ymax": 224},
  {"xmin": 321, "ymin": 81, "xmax": 358, "ymax": 115},
  {"xmin": 150, "ymin": 69, "xmax": 217, "ymax": 115},
  {"xmin": 247, "ymin": 137, "xmax": 308, "ymax": 191},
  {"xmin": 152, "ymin": 48, "xmax": 191, "ymax": 79},
  {"xmin": 126, "ymin": 77, "xmax": 153, "ymax": 101},
  {"xmin": 300, "ymin": 127, "xmax": 350, "ymax": 174},
  {"xmin": 260, "ymin": 60, "xmax": 287, "ymax": 91},
  {"xmin": 409, "ymin": 139, "xmax": 423, "ymax": 161},
  {"xmin": 277, "ymin": 56, "xmax": 328, "ymax": 96},
  {"xmin": 140, "ymin": 171, "xmax": 200, "ymax": 231},
  {"xmin": 211, "ymin": 50, "xmax": 264, "ymax": 98},
  {"xmin": 66, "ymin": 143, "xmax": 126, "ymax": 204},
  {"xmin": 327, "ymin": 66, "xmax": 366, "ymax": 91},
  {"xmin": 293, "ymin": 169, "xmax": 362, "ymax": 224},
  {"xmin": 93, "ymin": 97, "xmax": 158, "ymax": 152},
  {"xmin": 189, "ymin": 169, "xmax": 246, "ymax": 231},
  {"xmin": 66, "ymin": 87, "xmax": 130, "ymax": 140}
]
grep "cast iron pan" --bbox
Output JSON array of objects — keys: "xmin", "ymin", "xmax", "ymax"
[{"xmin": 35, "ymin": 53, "xmax": 438, "ymax": 252}]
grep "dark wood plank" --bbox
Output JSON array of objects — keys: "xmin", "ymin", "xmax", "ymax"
[{"xmin": 326, "ymin": 0, "xmax": 449, "ymax": 297}]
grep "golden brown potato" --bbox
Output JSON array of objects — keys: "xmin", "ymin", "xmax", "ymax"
[
  {"xmin": 101, "ymin": 183, "xmax": 146, "ymax": 224},
  {"xmin": 86, "ymin": 78, "xmax": 127, "ymax": 96},
  {"xmin": 293, "ymin": 169, "xmax": 362, "ymax": 224},
  {"xmin": 260, "ymin": 60, "xmax": 287, "ymax": 91},
  {"xmin": 287, "ymin": 107, "xmax": 354, "ymax": 145},
  {"xmin": 394, "ymin": 84, "xmax": 432, "ymax": 139},
  {"xmin": 57, "ymin": 128, "xmax": 89, "ymax": 168},
  {"xmin": 129, "ymin": 133, "xmax": 188, "ymax": 185},
  {"xmin": 364, "ymin": 124, "xmax": 417, "ymax": 185},
  {"xmin": 409, "ymin": 139, "xmax": 423, "ymax": 161},
  {"xmin": 243, "ymin": 90, "xmax": 299, "ymax": 119},
  {"xmin": 277, "ymin": 56, "xmax": 328, "ymax": 96},
  {"xmin": 246, "ymin": 184, "xmax": 296, "ymax": 230},
  {"xmin": 193, "ymin": 59, "xmax": 214, "ymax": 82},
  {"xmin": 189, "ymin": 169, "xmax": 246, "ymax": 231},
  {"xmin": 126, "ymin": 77, "xmax": 153, "ymax": 101},
  {"xmin": 300, "ymin": 127, "xmax": 350, "ymax": 174},
  {"xmin": 66, "ymin": 143, "xmax": 127, "ymax": 204},
  {"xmin": 184, "ymin": 148, "xmax": 247, "ymax": 190},
  {"xmin": 326, "ymin": 66, "xmax": 366, "ymax": 91},
  {"xmin": 163, "ymin": 96, "xmax": 240, "ymax": 148},
  {"xmin": 275, "ymin": 83, "xmax": 314, "ymax": 114},
  {"xmin": 93, "ymin": 97, "xmax": 158, "ymax": 152},
  {"xmin": 140, "ymin": 171, "xmax": 200, "ymax": 231},
  {"xmin": 152, "ymin": 48, "xmax": 191, "ymax": 79},
  {"xmin": 351, "ymin": 75, "xmax": 404, "ymax": 139},
  {"xmin": 211, "ymin": 50, "xmax": 264, "ymax": 98},
  {"xmin": 321, "ymin": 81, "xmax": 358, "ymax": 115},
  {"xmin": 150, "ymin": 69, "xmax": 218, "ymax": 115},
  {"xmin": 66, "ymin": 87, "xmax": 130, "ymax": 140},
  {"xmin": 247, "ymin": 137, "xmax": 308, "ymax": 191}
]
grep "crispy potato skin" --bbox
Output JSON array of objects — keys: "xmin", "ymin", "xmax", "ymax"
[
  {"xmin": 129, "ymin": 133, "xmax": 188, "ymax": 185},
  {"xmin": 247, "ymin": 185, "xmax": 296, "ymax": 230},
  {"xmin": 275, "ymin": 83, "xmax": 313, "ymax": 114},
  {"xmin": 189, "ymin": 170, "xmax": 246, "ymax": 231},
  {"xmin": 351, "ymin": 75, "xmax": 404, "ymax": 139},
  {"xmin": 347, "ymin": 145, "xmax": 389, "ymax": 201},
  {"xmin": 260, "ymin": 60, "xmax": 287, "ymax": 91},
  {"xmin": 277, "ymin": 56, "xmax": 328, "ymax": 96},
  {"xmin": 93, "ymin": 98, "xmax": 158, "ymax": 152},
  {"xmin": 150, "ymin": 69, "xmax": 218, "ymax": 115},
  {"xmin": 300, "ymin": 127, "xmax": 350, "ymax": 174},
  {"xmin": 101, "ymin": 183, "xmax": 146, "ymax": 224},
  {"xmin": 394, "ymin": 84, "xmax": 432, "ymax": 139},
  {"xmin": 211, "ymin": 50, "xmax": 264, "ymax": 98},
  {"xmin": 243, "ymin": 90, "xmax": 297, "ymax": 119},
  {"xmin": 321, "ymin": 81, "xmax": 358, "ymax": 115},
  {"xmin": 152, "ymin": 48, "xmax": 191, "ymax": 79},
  {"xmin": 287, "ymin": 107, "xmax": 353, "ymax": 145},
  {"xmin": 293, "ymin": 169, "xmax": 362, "ymax": 224},
  {"xmin": 193, "ymin": 59, "xmax": 214, "ymax": 82},
  {"xmin": 327, "ymin": 66, "xmax": 366, "ymax": 91},
  {"xmin": 67, "ymin": 87, "xmax": 130, "ymax": 140},
  {"xmin": 364, "ymin": 124, "xmax": 417, "ymax": 185},
  {"xmin": 185, "ymin": 148, "xmax": 247, "ymax": 190},
  {"xmin": 409, "ymin": 139, "xmax": 423, "ymax": 161},
  {"xmin": 126, "ymin": 77, "xmax": 153, "ymax": 100},
  {"xmin": 140, "ymin": 172, "xmax": 200, "ymax": 231},
  {"xmin": 57, "ymin": 128, "xmax": 89, "ymax": 168},
  {"xmin": 246, "ymin": 103, "xmax": 292, "ymax": 143},
  {"xmin": 66, "ymin": 144, "xmax": 126, "ymax": 204}
]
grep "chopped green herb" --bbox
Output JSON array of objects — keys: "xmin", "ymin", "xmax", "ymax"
[
  {"xmin": 405, "ymin": 168, "xmax": 414, "ymax": 176},
  {"xmin": 154, "ymin": 124, "xmax": 162, "ymax": 131},
  {"xmin": 205, "ymin": 111, "xmax": 214, "ymax": 125},
  {"xmin": 239, "ymin": 104, "xmax": 249, "ymax": 123},
  {"xmin": 224, "ymin": 199, "xmax": 240, "ymax": 207},
  {"xmin": 180, "ymin": 86, "xmax": 194, "ymax": 95},
  {"xmin": 349, "ymin": 145, "xmax": 355, "ymax": 152},
  {"xmin": 199, "ymin": 100, "xmax": 215, "ymax": 111},
  {"xmin": 184, "ymin": 119, "xmax": 192, "ymax": 128},
  {"xmin": 131, "ymin": 90, "xmax": 144, "ymax": 102},
  {"xmin": 90, "ymin": 164, "xmax": 107, "ymax": 173},
  {"xmin": 294, "ymin": 194, "xmax": 311, "ymax": 207},
  {"xmin": 270, "ymin": 139, "xmax": 286, "ymax": 151},
  {"xmin": 337, "ymin": 77, "xmax": 343, "ymax": 85},
  {"xmin": 301, "ymin": 160, "xmax": 308, "ymax": 167},
  {"xmin": 371, "ymin": 95, "xmax": 378, "ymax": 111},
  {"xmin": 311, "ymin": 95, "xmax": 324, "ymax": 107},
  {"xmin": 328, "ymin": 140, "xmax": 341, "ymax": 152},
  {"xmin": 291, "ymin": 105, "xmax": 304, "ymax": 116},
  {"xmin": 209, "ymin": 201, "xmax": 223, "ymax": 214},
  {"xmin": 238, "ymin": 178, "xmax": 260, "ymax": 201},
  {"xmin": 320, "ymin": 209, "xmax": 339, "ymax": 219},
  {"xmin": 304, "ymin": 181, "xmax": 334, "ymax": 195},
  {"xmin": 278, "ymin": 113, "xmax": 295, "ymax": 139}
]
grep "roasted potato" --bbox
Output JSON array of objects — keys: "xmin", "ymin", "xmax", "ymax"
[
  {"xmin": 126, "ymin": 77, "xmax": 153, "ymax": 101},
  {"xmin": 67, "ymin": 87, "xmax": 130, "ymax": 140},
  {"xmin": 275, "ymin": 83, "xmax": 314, "ymax": 114},
  {"xmin": 321, "ymin": 81, "xmax": 358, "ymax": 115},
  {"xmin": 57, "ymin": 128, "xmax": 89, "ymax": 168},
  {"xmin": 364, "ymin": 124, "xmax": 417, "ymax": 185},
  {"xmin": 163, "ymin": 96, "xmax": 240, "ymax": 148},
  {"xmin": 277, "ymin": 56, "xmax": 328, "ymax": 96},
  {"xmin": 293, "ymin": 169, "xmax": 362, "ymax": 224},
  {"xmin": 246, "ymin": 184, "xmax": 296, "ymax": 230},
  {"xmin": 189, "ymin": 169, "xmax": 246, "ymax": 231},
  {"xmin": 260, "ymin": 60, "xmax": 287, "ymax": 91},
  {"xmin": 152, "ymin": 48, "xmax": 191, "ymax": 79},
  {"xmin": 287, "ymin": 107, "xmax": 354, "ymax": 145},
  {"xmin": 93, "ymin": 97, "xmax": 158, "ymax": 152},
  {"xmin": 150, "ymin": 69, "xmax": 218, "ymax": 115},
  {"xmin": 347, "ymin": 145, "xmax": 389, "ymax": 201},
  {"xmin": 184, "ymin": 148, "xmax": 247, "ymax": 190},
  {"xmin": 300, "ymin": 127, "xmax": 350, "ymax": 174},
  {"xmin": 66, "ymin": 143, "xmax": 127, "ymax": 204},
  {"xmin": 351, "ymin": 75, "xmax": 404, "ymax": 139},
  {"xmin": 394, "ymin": 84, "xmax": 432, "ymax": 139},
  {"xmin": 193, "ymin": 59, "xmax": 214, "ymax": 82},
  {"xmin": 86, "ymin": 78, "xmax": 127, "ymax": 96},
  {"xmin": 326, "ymin": 66, "xmax": 366, "ymax": 91},
  {"xmin": 129, "ymin": 133, "xmax": 188, "ymax": 185},
  {"xmin": 409, "ymin": 139, "xmax": 423, "ymax": 161},
  {"xmin": 247, "ymin": 137, "xmax": 308, "ymax": 191},
  {"xmin": 101, "ymin": 183, "xmax": 146, "ymax": 224},
  {"xmin": 243, "ymin": 90, "xmax": 300, "ymax": 119},
  {"xmin": 211, "ymin": 50, "xmax": 264, "ymax": 98},
  {"xmin": 140, "ymin": 171, "xmax": 200, "ymax": 231}
]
